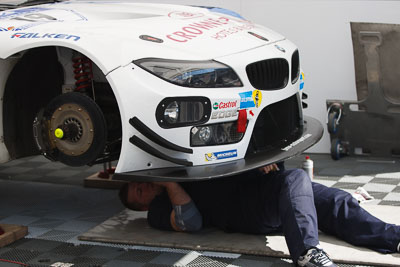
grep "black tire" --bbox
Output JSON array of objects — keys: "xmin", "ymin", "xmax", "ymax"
[
  {"xmin": 327, "ymin": 112, "xmax": 339, "ymax": 134},
  {"xmin": 43, "ymin": 92, "xmax": 107, "ymax": 166},
  {"xmin": 330, "ymin": 138, "xmax": 342, "ymax": 160}
]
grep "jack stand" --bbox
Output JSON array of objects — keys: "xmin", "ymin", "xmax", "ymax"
[
  {"xmin": 84, "ymin": 161, "xmax": 126, "ymax": 189},
  {"xmin": 98, "ymin": 161, "xmax": 116, "ymax": 179}
]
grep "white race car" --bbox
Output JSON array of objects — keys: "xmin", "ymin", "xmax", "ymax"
[{"xmin": 0, "ymin": 0, "xmax": 322, "ymax": 181}]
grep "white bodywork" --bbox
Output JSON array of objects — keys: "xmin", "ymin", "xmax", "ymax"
[{"xmin": 0, "ymin": 0, "xmax": 311, "ymax": 178}]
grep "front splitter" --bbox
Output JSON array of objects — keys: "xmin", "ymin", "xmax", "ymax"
[{"xmin": 113, "ymin": 116, "xmax": 323, "ymax": 181}]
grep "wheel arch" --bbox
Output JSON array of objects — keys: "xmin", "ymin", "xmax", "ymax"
[{"xmin": 1, "ymin": 44, "xmax": 123, "ymax": 163}]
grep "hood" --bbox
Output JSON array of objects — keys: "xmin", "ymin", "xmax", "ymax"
[{"xmin": 0, "ymin": 0, "xmax": 286, "ymax": 70}]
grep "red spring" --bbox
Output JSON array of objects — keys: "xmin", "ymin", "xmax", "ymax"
[{"xmin": 72, "ymin": 56, "xmax": 93, "ymax": 92}]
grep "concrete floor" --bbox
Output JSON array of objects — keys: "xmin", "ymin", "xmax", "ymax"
[{"xmin": 0, "ymin": 153, "xmax": 399, "ymax": 266}]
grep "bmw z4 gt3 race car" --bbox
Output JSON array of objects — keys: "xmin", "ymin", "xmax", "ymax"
[{"xmin": 0, "ymin": 0, "xmax": 323, "ymax": 181}]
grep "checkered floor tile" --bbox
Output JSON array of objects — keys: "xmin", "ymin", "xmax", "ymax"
[{"xmin": 0, "ymin": 154, "xmax": 399, "ymax": 266}]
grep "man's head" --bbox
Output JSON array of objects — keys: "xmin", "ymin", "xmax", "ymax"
[{"xmin": 119, "ymin": 182, "xmax": 160, "ymax": 211}]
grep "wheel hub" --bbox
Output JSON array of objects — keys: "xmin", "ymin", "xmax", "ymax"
[{"xmin": 49, "ymin": 103, "xmax": 94, "ymax": 156}]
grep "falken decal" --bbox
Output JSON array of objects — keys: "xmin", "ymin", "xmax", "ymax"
[
  {"xmin": 11, "ymin": 32, "xmax": 80, "ymax": 41},
  {"xmin": 239, "ymin": 90, "xmax": 262, "ymax": 109},
  {"xmin": 205, "ymin": 149, "xmax": 238, "ymax": 161}
]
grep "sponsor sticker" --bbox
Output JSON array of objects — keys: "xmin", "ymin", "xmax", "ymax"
[
  {"xmin": 239, "ymin": 90, "xmax": 262, "ymax": 109},
  {"xmin": 239, "ymin": 91, "xmax": 255, "ymax": 109},
  {"xmin": 281, "ymin": 134, "xmax": 312, "ymax": 152},
  {"xmin": 0, "ymin": 7, "xmax": 87, "ymax": 32},
  {"xmin": 299, "ymin": 72, "xmax": 305, "ymax": 90},
  {"xmin": 166, "ymin": 16, "xmax": 254, "ymax": 43},
  {"xmin": 205, "ymin": 149, "xmax": 237, "ymax": 161},
  {"xmin": 168, "ymin": 11, "xmax": 204, "ymax": 20},
  {"xmin": 11, "ymin": 32, "xmax": 80, "ymax": 41},
  {"xmin": 212, "ymin": 100, "xmax": 237, "ymax": 110},
  {"xmin": 211, "ymin": 109, "xmax": 238, "ymax": 120},
  {"xmin": 252, "ymin": 90, "xmax": 262, "ymax": 108}
]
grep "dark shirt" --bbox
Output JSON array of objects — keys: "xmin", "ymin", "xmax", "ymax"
[{"xmin": 148, "ymin": 163, "xmax": 285, "ymax": 234}]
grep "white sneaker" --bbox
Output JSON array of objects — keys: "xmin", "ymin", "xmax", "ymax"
[{"xmin": 297, "ymin": 248, "xmax": 337, "ymax": 267}]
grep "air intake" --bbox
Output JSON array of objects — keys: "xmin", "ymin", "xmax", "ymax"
[
  {"xmin": 246, "ymin": 58, "xmax": 289, "ymax": 90},
  {"xmin": 291, "ymin": 50, "xmax": 300, "ymax": 83}
]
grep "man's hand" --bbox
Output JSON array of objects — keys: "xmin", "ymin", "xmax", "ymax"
[{"xmin": 259, "ymin": 164, "xmax": 279, "ymax": 174}]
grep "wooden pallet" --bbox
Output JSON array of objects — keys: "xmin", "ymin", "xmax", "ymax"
[{"xmin": 0, "ymin": 224, "xmax": 28, "ymax": 248}]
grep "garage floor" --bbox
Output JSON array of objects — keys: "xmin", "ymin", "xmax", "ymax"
[{"xmin": 0, "ymin": 154, "xmax": 399, "ymax": 266}]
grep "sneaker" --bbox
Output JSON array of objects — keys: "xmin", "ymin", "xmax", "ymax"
[
  {"xmin": 397, "ymin": 242, "xmax": 400, "ymax": 253},
  {"xmin": 297, "ymin": 248, "xmax": 337, "ymax": 267}
]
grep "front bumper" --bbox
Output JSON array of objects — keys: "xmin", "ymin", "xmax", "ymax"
[{"xmin": 113, "ymin": 115, "xmax": 322, "ymax": 181}]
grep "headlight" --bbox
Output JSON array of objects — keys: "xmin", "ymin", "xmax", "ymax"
[
  {"xmin": 156, "ymin": 97, "xmax": 211, "ymax": 128},
  {"xmin": 135, "ymin": 58, "xmax": 243, "ymax": 88},
  {"xmin": 191, "ymin": 121, "xmax": 246, "ymax": 146}
]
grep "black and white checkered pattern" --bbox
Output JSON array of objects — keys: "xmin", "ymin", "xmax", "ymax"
[{"xmin": 0, "ymin": 154, "xmax": 398, "ymax": 266}]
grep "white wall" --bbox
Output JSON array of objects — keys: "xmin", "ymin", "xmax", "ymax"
[{"xmin": 136, "ymin": 0, "xmax": 400, "ymax": 152}]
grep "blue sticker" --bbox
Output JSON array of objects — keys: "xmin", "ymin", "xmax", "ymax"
[
  {"xmin": 239, "ymin": 91, "xmax": 255, "ymax": 109},
  {"xmin": 299, "ymin": 73, "xmax": 304, "ymax": 90},
  {"xmin": 205, "ymin": 149, "xmax": 237, "ymax": 161}
]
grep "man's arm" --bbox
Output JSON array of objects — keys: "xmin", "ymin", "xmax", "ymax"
[{"xmin": 154, "ymin": 182, "xmax": 202, "ymax": 232}]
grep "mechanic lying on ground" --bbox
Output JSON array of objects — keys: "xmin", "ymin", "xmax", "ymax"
[{"xmin": 119, "ymin": 162, "xmax": 400, "ymax": 267}]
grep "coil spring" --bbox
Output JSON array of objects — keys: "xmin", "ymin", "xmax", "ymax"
[{"xmin": 72, "ymin": 56, "xmax": 93, "ymax": 92}]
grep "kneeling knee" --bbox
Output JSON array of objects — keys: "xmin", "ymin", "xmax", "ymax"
[{"xmin": 282, "ymin": 169, "xmax": 312, "ymax": 194}]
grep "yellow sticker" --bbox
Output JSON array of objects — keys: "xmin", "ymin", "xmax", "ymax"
[
  {"xmin": 205, "ymin": 153, "xmax": 216, "ymax": 161},
  {"xmin": 252, "ymin": 90, "xmax": 262, "ymax": 108},
  {"xmin": 54, "ymin": 128, "xmax": 64, "ymax": 139}
]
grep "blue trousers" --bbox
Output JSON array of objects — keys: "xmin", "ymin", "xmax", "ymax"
[{"xmin": 269, "ymin": 169, "xmax": 400, "ymax": 262}]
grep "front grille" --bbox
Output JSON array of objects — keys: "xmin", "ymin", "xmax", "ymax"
[
  {"xmin": 246, "ymin": 58, "xmax": 289, "ymax": 90},
  {"xmin": 246, "ymin": 94, "xmax": 302, "ymax": 156}
]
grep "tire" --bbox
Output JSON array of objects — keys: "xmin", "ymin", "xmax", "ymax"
[
  {"xmin": 330, "ymin": 138, "xmax": 342, "ymax": 160},
  {"xmin": 327, "ymin": 112, "xmax": 339, "ymax": 134},
  {"xmin": 42, "ymin": 92, "xmax": 107, "ymax": 166}
]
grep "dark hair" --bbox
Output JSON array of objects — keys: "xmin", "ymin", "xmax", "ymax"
[{"xmin": 118, "ymin": 183, "xmax": 147, "ymax": 211}]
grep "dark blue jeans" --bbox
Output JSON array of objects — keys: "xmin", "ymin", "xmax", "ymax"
[{"xmin": 274, "ymin": 169, "xmax": 400, "ymax": 262}]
